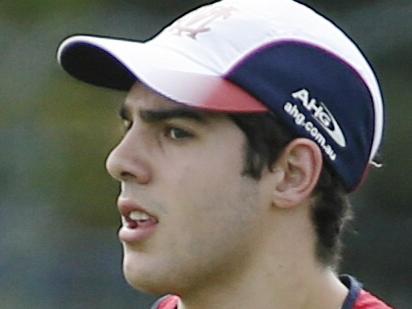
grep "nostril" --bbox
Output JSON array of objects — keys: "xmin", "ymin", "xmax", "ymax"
[{"xmin": 120, "ymin": 171, "xmax": 135, "ymax": 180}]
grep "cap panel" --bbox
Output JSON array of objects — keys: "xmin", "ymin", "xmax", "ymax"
[
  {"xmin": 149, "ymin": 2, "xmax": 279, "ymax": 74},
  {"xmin": 227, "ymin": 41, "xmax": 375, "ymax": 191}
]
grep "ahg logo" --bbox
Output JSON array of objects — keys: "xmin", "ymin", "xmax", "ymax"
[
  {"xmin": 168, "ymin": 5, "xmax": 237, "ymax": 39},
  {"xmin": 292, "ymin": 89, "xmax": 346, "ymax": 147}
]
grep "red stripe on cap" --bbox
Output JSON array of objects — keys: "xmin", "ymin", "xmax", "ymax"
[{"xmin": 136, "ymin": 66, "xmax": 268, "ymax": 113}]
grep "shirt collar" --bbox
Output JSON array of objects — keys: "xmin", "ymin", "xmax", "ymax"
[{"xmin": 340, "ymin": 275, "xmax": 362, "ymax": 309}]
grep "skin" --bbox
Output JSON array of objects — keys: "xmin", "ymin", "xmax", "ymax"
[{"xmin": 106, "ymin": 83, "xmax": 348, "ymax": 309}]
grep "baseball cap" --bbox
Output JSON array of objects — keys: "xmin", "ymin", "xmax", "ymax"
[{"xmin": 57, "ymin": 0, "xmax": 384, "ymax": 192}]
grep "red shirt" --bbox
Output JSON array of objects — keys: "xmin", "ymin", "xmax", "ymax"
[
  {"xmin": 154, "ymin": 295, "xmax": 179, "ymax": 309},
  {"xmin": 340, "ymin": 275, "xmax": 393, "ymax": 309},
  {"xmin": 354, "ymin": 290, "xmax": 394, "ymax": 309}
]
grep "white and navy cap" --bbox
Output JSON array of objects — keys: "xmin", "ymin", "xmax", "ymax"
[{"xmin": 57, "ymin": 0, "xmax": 384, "ymax": 192}]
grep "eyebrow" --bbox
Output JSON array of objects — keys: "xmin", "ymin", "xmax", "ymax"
[{"xmin": 119, "ymin": 104, "xmax": 208, "ymax": 124}]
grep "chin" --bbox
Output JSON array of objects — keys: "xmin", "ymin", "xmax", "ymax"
[
  {"xmin": 122, "ymin": 253, "xmax": 176, "ymax": 295},
  {"xmin": 124, "ymin": 270, "xmax": 177, "ymax": 295}
]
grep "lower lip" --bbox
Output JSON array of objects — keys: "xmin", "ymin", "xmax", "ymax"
[{"xmin": 118, "ymin": 221, "xmax": 158, "ymax": 243}]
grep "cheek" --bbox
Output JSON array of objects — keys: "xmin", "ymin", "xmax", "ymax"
[
  {"xmin": 165, "ymin": 139, "xmax": 246, "ymax": 195},
  {"xmin": 165, "ymin": 162, "xmax": 263, "ymax": 259},
  {"xmin": 162, "ymin": 143, "xmax": 258, "ymax": 236}
]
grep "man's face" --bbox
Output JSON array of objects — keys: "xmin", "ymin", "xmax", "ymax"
[{"xmin": 106, "ymin": 83, "xmax": 273, "ymax": 295}]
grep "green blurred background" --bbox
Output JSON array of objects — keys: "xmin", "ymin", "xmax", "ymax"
[{"xmin": 0, "ymin": 0, "xmax": 410, "ymax": 308}]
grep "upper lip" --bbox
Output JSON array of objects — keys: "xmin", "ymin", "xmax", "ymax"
[{"xmin": 117, "ymin": 197, "xmax": 158, "ymax": 221}]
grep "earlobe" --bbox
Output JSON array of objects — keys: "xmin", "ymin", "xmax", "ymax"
[{"xmin": 271, "ymin": 138, "xmax": 323, "ymax": 208}]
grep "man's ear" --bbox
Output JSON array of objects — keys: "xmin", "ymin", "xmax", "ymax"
[{"xmin": 271, "ymin": 138, "xmax": 323, "ymax": 208}]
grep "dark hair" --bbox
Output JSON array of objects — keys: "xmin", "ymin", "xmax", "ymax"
[{"xmin": 228, "ymin": 112, "xmax": 351, "ymax": 267}]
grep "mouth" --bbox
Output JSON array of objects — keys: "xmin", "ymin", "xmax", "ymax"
[
  {"xmin": 124, "ymin": 209, "xmax": 159, "ymax": 228},
  {"xmin": 118, "ymin": 199, "xmax": 159, "ymax": 243}
]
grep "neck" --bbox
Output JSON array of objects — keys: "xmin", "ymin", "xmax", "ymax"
[{"xmin": 179, "ymin": 262, "xmax": 347, "ymax": 309}]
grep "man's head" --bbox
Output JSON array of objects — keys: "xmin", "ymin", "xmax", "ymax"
[{"xmin": 57, "ymin": 0, "xmax": 384, "ymax": 295}]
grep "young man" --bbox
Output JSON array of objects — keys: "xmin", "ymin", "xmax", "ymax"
[{"xmin": 57, "ymin": 0, "xmax": 394, "ymax": 308}]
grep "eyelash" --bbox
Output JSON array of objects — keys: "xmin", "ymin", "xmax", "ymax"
[{"xmin": 164, "ymin": 126, "xmax": 194, "ymax": 140}]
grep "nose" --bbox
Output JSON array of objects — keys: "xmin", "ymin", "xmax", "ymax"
[{"xmin": 106, "ymin": 131, "xmax": 152, "ymax": 185}]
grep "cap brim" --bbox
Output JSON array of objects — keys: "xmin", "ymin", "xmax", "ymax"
[{"xmin": 57, "ymin": 35, "xmax": 267, "ymax": 113}]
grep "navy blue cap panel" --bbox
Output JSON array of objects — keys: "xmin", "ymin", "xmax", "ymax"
[{"xmin": 226, "ymin": 41, "xmax": 375, "ymax": 191}]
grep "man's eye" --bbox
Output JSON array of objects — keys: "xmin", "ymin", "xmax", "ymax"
[{"xmin": 166, "ymin": 127, "xmax": 193, "ymax": 140}]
